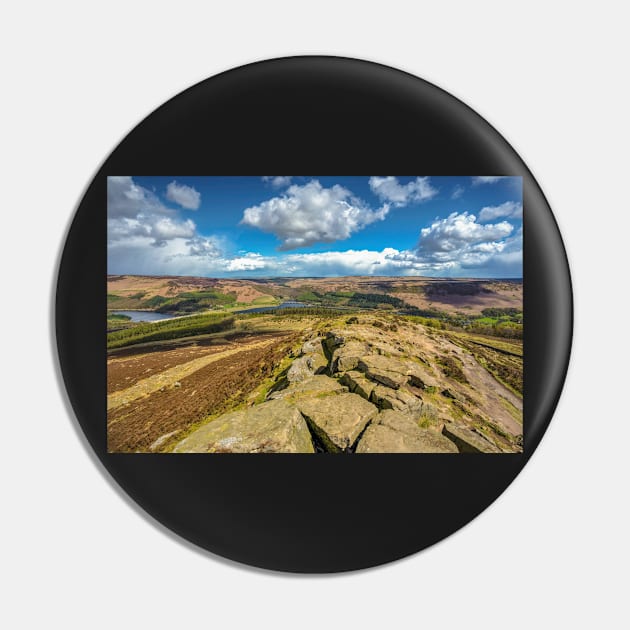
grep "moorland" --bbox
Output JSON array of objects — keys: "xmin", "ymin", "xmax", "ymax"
[{"xmin": 107, "ymin": 274, "xmax": 523, "ymax": 453}]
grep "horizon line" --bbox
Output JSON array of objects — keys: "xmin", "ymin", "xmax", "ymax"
[{"xmin": 107, "ymin": 273, "xmax": 523, "ymax": 281}]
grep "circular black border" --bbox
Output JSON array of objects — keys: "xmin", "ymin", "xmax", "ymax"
[{"xmin": 56, "ymin": 56, "xmax": 572, "ymax": 573}]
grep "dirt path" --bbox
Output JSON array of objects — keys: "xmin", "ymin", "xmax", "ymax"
[
  {"xmin": 448, "ymin": 343, "xmax": 522, "ymax": 436},
  {"xmin": 107, "ymin": 338, "xmax": 279, "ymax": 411}
]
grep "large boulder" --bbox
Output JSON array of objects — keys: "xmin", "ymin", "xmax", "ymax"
[
  {"xmin": 332, "ymin": 340, "xmax": 370, "ymax": 372},
  {"xmin": 301, "ymin": 337, "xmax": 325, "ymax": 355},
  {"xmin": 355, "ymin": 354, "xmax": 440, "ymax": 392},
  {"xmin": 323, "ymin": 332, "xmax": 346, "ymax": 353},
  {"xmin": 356, "ymin": 410, "xmax": 458, "ymax": 453},
  {"xmin": 356, "ymin": 355, "xmax": 409, "ymax": 389},
  {"xmin": 442, "ymin": 422, "xmax": 501, "ymax": 453},
  {"xmin": 286, "ymin": 352, "xmax": 328, "ymax": 383},
  {"xmin": 339, "ymin": 370, "xmax": 376, "ymax": 401},
  {"xmin": 286, "ymin": 356, "xmax": 313, "ymax": 383},
  {"xmin": 172, "ymin": 399, "xmax": 315, "ymax": 453},
  {"xmin": 370, "ymin": 383, "xmax": 423, "ymax": 415},
  {"xmin": 406, "ymin": 365, "xmax": 440, "ymax": 392},
  {"xmin": 296, "ymin": 392, "xmax": 378, "ymax": 453}
]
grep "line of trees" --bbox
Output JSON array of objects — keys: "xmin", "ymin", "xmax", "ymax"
[{"xmin": 107, "ymin": 314, "xmax": 235, "ymax": 349}]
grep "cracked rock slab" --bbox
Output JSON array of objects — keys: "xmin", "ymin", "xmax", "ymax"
[
  {"xmin": 296, "ymin": 392, "xmax": 378, "ymax": 453},
  {"xmin": 357, "ymin": 355, "xmax": 409, "ymax": 389},
  {"xmin": 339, "ymin": 370, "xmax": 376, "ymax": 401},
  {"xmin": 172, "ymin": 399, "xmax": 315, "ymax": 453},
  {"xmin": 356, "ymin": 410, "xmax": 459, "ymax": 453},
  {"xmin": 370, "ymin": 383, "xmax": 423, "ymax": 415},
  {"xmin": 332, "ymin": 341, "xmax": 370, "ymax": 372},
  {"xmin": 286, "ymin": 353, "xmax": 328, "ymax": 383},
  {"xmin": 442, "ymin": 422, "xmax": 502, "ymax": 453}
]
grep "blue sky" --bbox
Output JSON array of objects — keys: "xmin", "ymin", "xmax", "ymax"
[{"xmin": 107, "ymin": 176, "xmax": 522, "ymax": 278}]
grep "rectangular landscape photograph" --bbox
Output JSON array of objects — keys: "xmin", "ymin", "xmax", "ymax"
[{"xmin": 107, "ymin": 176, "xmax": 523, "ymax": 453}]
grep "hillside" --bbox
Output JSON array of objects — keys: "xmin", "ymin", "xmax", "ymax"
[
  {"xmin": 107, "ymin": 274, "xmax": 523, "ymax": 331},
  {"xmin": 107, "ymin": 311, "xmax": 522, "ymax": 453}
]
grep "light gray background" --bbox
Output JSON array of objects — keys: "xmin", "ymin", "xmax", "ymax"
[{"xmin": 2, "ymin": 2, "xmax": 628, "ymax": 628}]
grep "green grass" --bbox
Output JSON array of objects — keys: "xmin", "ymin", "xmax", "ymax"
[
  {"xmin": 107, "ymin": 313, "xmax": 235, "ymax": 349},
  {"xmin": 154, "ymin": 289, "xmax": 237, "ymax": 314},
  {"xmin": 296, "ymin": 289, "xmax": 322, "ymax": 302},
  {"xmin": 402, "ymin": 310, "xmax": 522, "ymax": 339},
  {"xmin": 240, "ymin": 307, "xmax": 349, "ymax": 319},
  {"xmin": 251, "ymin": 295, "xmax": 280, "ymax": 306},
  {"xmin": 107, "ymin": 313, "xmax": 131, "ymax": 322},
  {"xmin": 348, "ymin": 293, "xmax": 405, "ymax": 309},
  {"xmin": 475, "ymin": 317, "xmax": 499, "ymax": 326},
  {"xmin": 142, "ymin": 295, "xmax": 168, "ymax": 308}
]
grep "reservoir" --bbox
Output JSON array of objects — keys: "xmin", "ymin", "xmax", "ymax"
[{"xmin": 111, "ymin": 310, "xmax": 176, "ymax": 322}]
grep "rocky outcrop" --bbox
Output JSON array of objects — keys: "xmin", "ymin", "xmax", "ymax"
[
  {"xmin": 356, "ymin": 355, "xmax": 409, "ymax": 389},
  {"xmin": 369, "ymin": 383, "xmax": 423, "ymax": 415},
  {"xmin": 296, "ymin": 393, "xmax": 378, "ymax": 452},
  {"xmin": 286, "ymin": 356, "xmax": 313, "ymax": 383},
  {"xmin": 286, "ymin": 353, "xmax": 327, "ymax": 383},
  {"xmin": 340, "ymin": 369, "xmax": 423, "ymax": 416},
  {"xmin": 268, "ymin": 374, "xmax": 347, "ymax": 400},
  {"xmin": 406, "ymin": 367, "xmax": 439, "ymax": 392},
  {"xmin": 173, "ymin": 318, "xmax": 520, "ymax": 454},
  {"xmin": 352, "ymin": 354, "xmax": 439, "ymax": 393},
  {"xmin": 287, "ymin": 337, "xmax": 328, "ymax": 382},
  {"xmin": 301, "ymin": 338, "xmax": 325, "ymax": 355},
  {"xmin": 173, "ymin": 399, "xmax": 315, "ymax": 453},
  {"xmin": 339, "ymin": 370, "xmax": 376, "ymax": 400},
  {"xmin": 356, "ymin": 410, "xmax": 459, "ymax": 453},
  {"xmin": 442, "ymin": 422, "xmax": 501, "ymax": 453},
  {"xmin": 323, "ymin": 332, "xmax": 345, "ymax": 354},
  {"xmin": 331, "ymin": 340, "xmax": 371, "ymax": 372}
]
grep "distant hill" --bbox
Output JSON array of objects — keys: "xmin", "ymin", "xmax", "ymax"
[{"xmin": 107, "ymin": 274, "xmax": 522, "ymax": 316}]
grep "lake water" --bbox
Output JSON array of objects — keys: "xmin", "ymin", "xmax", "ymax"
[
  {"xmin": 234, "ymin": 301, "xmax": 309, "ymax": 314},
  {"xmin": 111, "ymin": 310, "xmax": 175, "ymax": 322}
]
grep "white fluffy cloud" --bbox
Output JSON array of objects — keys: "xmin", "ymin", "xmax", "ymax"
[
  {"xmin": 107, "ymin": 176, "xmax": 168, "ymax": 219},
  {"xmin": 478, "ymin": 201, "xmax": 522, "ymax": 223},
  {"xmin": 262, "ymin": 176, "xmax": 293, "ymax": 188},
  {"xmin": 166, "ymin": 181, "xmax": 201, "ymax": 210},
  {"xmin": 108, "ymin": 176, "xmax": 222, "ymax": 273},
  {"xmin": 283, "ymin": 248, "xmax": 401, "ymax": 276},
  {"xmin": 108, "ymin": 177, "xmax": 522, "ymax": 278},
  {"xmin": 214, "ymin": 218, "xmax": 521, "ymax": 277},
  {"xmin": 175, "ymin": 248, "xmax": 461, "ymax": 278},
  {"xmin": 225, "ymin": 253, "xmax": 268, "ymax": 271},
  {"xmin": 418, "ymin": 212, "xmax": 513, "ymax": 254},
  {"xmin": 369, "ymin": 176, "xmax": 437, "ymax": 206},
  {"xmin": 205, "ymin": 235, "xmax": 522, "ymax": 277},
  {"xmin": 471, "ymin": 176, "xmax": 503, "ymax": 185},
  {"xmin": 411, "ymin": 211, "xmax": 521, "ymax": 273},
  {"xmin": 241, "ymin": 179, "xmax": 390, "ymax": 250}
]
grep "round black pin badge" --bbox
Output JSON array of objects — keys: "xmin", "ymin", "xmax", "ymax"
[{"xmin": 56, "ymin": 56, "xmax": 572, "ymax": 573}]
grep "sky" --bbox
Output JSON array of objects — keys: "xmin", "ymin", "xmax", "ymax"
[{"xmin": 107, "ymin": 175, "xmax": 522, "ymax": 278}]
